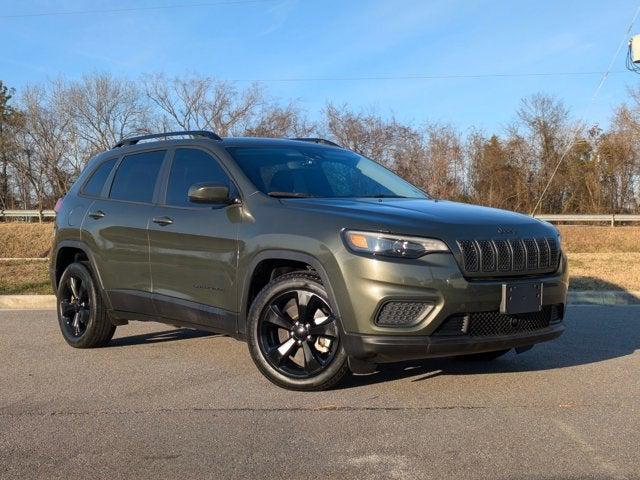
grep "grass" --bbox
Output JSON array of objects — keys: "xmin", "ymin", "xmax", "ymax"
[
  {"xmin": 557, "ymin": 226, "xmax": 640, "ymax": 253},
  {"xmin": 566, "ymin": 253, "xmax": 640, "ymax": 292},
  {"xmin": 0, "ymin": 222, "xmax": 53, "ymax": 258},
  {"xmin": 0, "ymin": 260, "xmax": 51, "ymax": 294},
  {"xmin": 0, "ymin": 223, "xmax": 639, "ymax": 294}
]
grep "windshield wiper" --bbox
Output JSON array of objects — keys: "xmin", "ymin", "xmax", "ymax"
[
  {"xmin": 366, "ymin": 194, "xmax": 407, "ymax": 198},
  {"xmin": 267, "ymin": 191, "xmax": 310, "ymax": 198}
]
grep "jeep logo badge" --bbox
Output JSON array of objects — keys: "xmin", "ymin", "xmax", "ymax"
[{"xmin": 497, "ymin": 227, "xmax": 515, "ymax": 235}]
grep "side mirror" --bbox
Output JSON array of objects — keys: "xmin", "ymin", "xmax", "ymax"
[{"xmin": 188, "ymin": 182, "xmax": 234, "ymax": 204}]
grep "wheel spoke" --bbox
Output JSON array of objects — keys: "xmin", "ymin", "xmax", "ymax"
[
  {"xmin": 264, "ymin": 305, "xmax": 293, "ymax": 330},
  {"xmin": 308, "ymin": 316, "xmax": 338, "ymax": 338},
  {"xmin": 78, "ymin": 308, "xmax": 90, "ymax": 325},
  {"xmin": 302, "ymin": 342, "xmax": 322, "ymax": 372},
  {"xmin": 72, "ymin": 312, "xmax": 81, "ymax": 336},
  {"xmin": 268, "ymin": 337, "xmax": 297, "ymax": 365},
  {"xmin": 295, "ymin": 290, "xmax": 313, "ymax": 322},
  {"xmin": 78, "ymin": 285, "xmax": 89, "ymax": 302},
  {"xmin": 60, "ymin": 300, "xmax": 75, "ymax": 318},
  {"xmin": 69, "ymin": 277, "xmax": 80, "ymax": 299}
]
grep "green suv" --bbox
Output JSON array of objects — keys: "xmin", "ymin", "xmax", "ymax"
[{"xmin": 50, "ymin": 131, "xmax": 568, "ymax": 390}]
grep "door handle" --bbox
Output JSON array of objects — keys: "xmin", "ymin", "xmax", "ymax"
[
  {"xmin": 152, "ymin": 216, "xmax": 173, "ymax": 226},
  {"xmin": 88, "ymin": 210, "xmax": 105, "ymax": 220}
]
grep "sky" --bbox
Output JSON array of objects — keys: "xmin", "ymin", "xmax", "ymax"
[{"xmin": 1, "ymin": 0, "xmax": 640, "ymax": 133}]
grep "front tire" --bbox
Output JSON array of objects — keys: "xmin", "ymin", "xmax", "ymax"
[
  {"xmin": 247, "ymin": 272, "xmax": 349, "ymax": 391},
  {"xmin": 56, "ymin": 262, "xmax": 115, "ymax": 348}
]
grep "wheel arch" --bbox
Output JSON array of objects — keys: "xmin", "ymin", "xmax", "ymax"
[
  {"xmin": 239, "ymin": 250, "xmax": 343, "ymax": 336},
  {"xmin": 51, "ymin": 240, "xmax": 111, "ymax": 309}
]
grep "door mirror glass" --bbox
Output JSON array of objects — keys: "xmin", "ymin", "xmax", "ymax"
[{"xmin": 188, "ymin": 182, "xmax": 231, "ymax": 204}]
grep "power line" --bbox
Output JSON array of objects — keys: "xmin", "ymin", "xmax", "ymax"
[
  {"xmin": 0, "ymin": 0, "xmax": 274, "ymax": 19},
  {"xmin": 530, "ymin": 4, "xmax": 640, "ymax": 216},
  {"xmin": 229, "ymin": 71, "xmax": 627, "ymax": 83}
]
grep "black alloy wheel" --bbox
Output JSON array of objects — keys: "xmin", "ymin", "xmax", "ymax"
[
  {"xmin": 258, "ymin": 288, "xmax": 339, "ymax": 378},
  {"xmin": 56, "ymin": 262, "xmax": 116, "ymax": 348},
  {"xmin": 59, "ymin": 275, "xmax": 91, "ymax": 338},
  {"xmin": 247, "ymin": 272, "xmax": 349, "ymax": 391}
]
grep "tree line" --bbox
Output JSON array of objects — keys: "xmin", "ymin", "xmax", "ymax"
[{"xmin": 0, "ymin": 73, "xmax": 639, "ymax": 214}]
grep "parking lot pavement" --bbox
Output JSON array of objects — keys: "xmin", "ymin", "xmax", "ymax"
[{"xmin": 1, "ymin": 306, "xmax": 639, "ymax": 480}]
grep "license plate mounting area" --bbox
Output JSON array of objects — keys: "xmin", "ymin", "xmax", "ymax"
[{"xmin": 500, "ymin": 283, "xmax": 543, "ymax": 315}]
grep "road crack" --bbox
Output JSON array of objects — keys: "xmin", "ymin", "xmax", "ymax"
[{"xmin": 0, "ymin": 402, "xmax": 628, "ymax": 418}]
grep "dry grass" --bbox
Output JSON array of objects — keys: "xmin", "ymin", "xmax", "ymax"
[
  {"xmin": 568, "ymin": 253, "xmax": 640, "ymax": 291},
  {"xmin": 0, "ymin": 222, "xmax": 639, "ymax": 293},
  {"xmin": 0, "ymin": 260, "xmax": 51, "ymax": 294},
  {"xmin": 0, "ymin": 222, "xmax": 54, "ymax": 258},
  {"xmin": 557, "ymin": 226, "xmax": 640, "ymax": 253}
]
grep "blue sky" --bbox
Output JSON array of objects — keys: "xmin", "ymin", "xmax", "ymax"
[{"xmin": 1, "ymin": 0, "xmax": 639, "ymax": 132}]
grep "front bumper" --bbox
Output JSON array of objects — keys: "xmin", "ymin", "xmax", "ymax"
[
  {"xmin": 343, "ymin": 323, "xmax": 564, "ymax": 363},
  {"xmin": 330, "ymin": 249, "xmax": 569, "ymax": 361},
  {"xmin": 333, "ymin": 250, "xmax": 569, "ymax": 334}
]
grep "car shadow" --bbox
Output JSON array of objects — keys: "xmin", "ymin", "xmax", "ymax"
[
  {"xmin": 339, "ymin": 279, "xmax": 640, "ymax": 389},
  {"xmin": 108, "ymin": 328, "xmax": 216, "ymax": 347}
]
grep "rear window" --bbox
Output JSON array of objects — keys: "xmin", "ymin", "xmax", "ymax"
[
  {"xmin": 109, "ymin": 150, "xmax": 166, "ymax": 203},
  {"xmin": 82, "ymin": 158, "xmax": 117, "ymax": 197}
]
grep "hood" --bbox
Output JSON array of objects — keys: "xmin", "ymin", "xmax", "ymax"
[{"xmin": 283, "ymin": 197, "xmax": 557, "ymax": 240}]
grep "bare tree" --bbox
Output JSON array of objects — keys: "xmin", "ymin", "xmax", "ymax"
[
  {"xmin": 244, "ymin": 102, "xmax": 315, "ymax": 138},
  {"xmin": 15, "ymin": 84, "xmax": 74, "ymax": 207},
  {"xmin": 0, "ymin": 74, "xmax": 639, "ymax": 214},
  {"xmin": 64, "ymin": 73, "xmax": 150, "ymax": 155},
  {"xmin": 143, "ymin": 73, "xmax": 264, "ymax": 135}
]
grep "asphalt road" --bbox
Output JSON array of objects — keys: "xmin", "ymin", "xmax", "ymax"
[{"xmin": 1, "ymin": 306, "xmax": 639, "ymax": 480}]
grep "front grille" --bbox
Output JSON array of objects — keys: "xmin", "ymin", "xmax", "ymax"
[
  {"xmin": 456, "ymin": 237, "xmax": 560, "ymax": 277},
  {"xmin": 375, "ymin": 301, "xmax": 433, "ymax": 327},
  {"xmin": 433, "ymin": 305, "xmax": 562, "ymax": 337}
]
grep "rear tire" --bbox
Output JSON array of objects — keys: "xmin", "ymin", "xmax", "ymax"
[
  {"xmin": 458, "ymin": 349, "xmax": 510, "ymax": 361},
  {"xmin": 56, "ymin": 262, "xmax": 115, "ymax": 348},
  {"xmin": 247, "ymin": 272, "xmax": 349, "ymax": 391}
]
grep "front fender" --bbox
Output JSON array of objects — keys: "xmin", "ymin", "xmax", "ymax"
[{"xmin": 237, "ymin": 247, "xmax": 350, "ymax": 337}]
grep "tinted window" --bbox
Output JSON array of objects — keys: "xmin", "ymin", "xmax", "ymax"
[
  {"xmin": 226, "ymin": 146, "xmax": 426, "ymax": 199},
  {"xmin": 82, "ymin": 158, "xmax": 117, "ymax": 197},
  {"xmin": 166, "ymin": 148, "xmax": 235, "ymax": 207},
  {"xmin": 110, "ymin": 150, "xmax": 165, "ymax": 203}
]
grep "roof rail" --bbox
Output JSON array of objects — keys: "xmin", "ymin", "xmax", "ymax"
[
  {"xmin": 291, "ymin": 137, "xmax": 342, "ymax": 148},
  {"xmin": 113, "ymin": 130, "xmax": 222, "ymax": 149}
]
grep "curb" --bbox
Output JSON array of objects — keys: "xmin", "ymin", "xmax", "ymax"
[
  {"xmin": 1, "ymin": 291, "xmax": 640, "ymax": 310},
  {"xmin": 0, "ymin": 295, "xmax": 56, "ymax": 310}
]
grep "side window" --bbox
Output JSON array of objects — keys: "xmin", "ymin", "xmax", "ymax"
[
  {"xmin": 166, "ymin": 148, "xmax": 235, "ymax": 207},
  {"xmin": 82, "ymin": 158, "xmax": 117, "ymax": 197},
  {"xmin": 109, "ymin": 150, "xmax": 166, "ymax": 203}
]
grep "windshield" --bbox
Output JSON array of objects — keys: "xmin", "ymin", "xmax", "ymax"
[{"xmin": 226, "ymin": 145, "xmax": 428, "ymax": 199}]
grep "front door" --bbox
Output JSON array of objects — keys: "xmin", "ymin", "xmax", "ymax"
[{"xmin": 148, "ymin": 147, "xmax": 241, "ymax": 331}]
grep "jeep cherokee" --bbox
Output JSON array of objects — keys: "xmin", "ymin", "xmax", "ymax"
[{"xmin": 50, "ymin": 130, "xmax": 568, "ymax": 390}]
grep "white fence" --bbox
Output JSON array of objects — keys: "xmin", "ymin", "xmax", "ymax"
[{"xmin": 1, "ymin": 210, "xmax": 640, "ymax": 225}]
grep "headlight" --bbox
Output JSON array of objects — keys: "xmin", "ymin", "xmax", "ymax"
[{"xmin": 343, "ymin": 230, "xmax": 449, "ymax": 259}]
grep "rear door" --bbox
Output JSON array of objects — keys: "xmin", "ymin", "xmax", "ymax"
[
  {"xmin": 148, "ymin": 147, "xmax": 241, "ymax": 331},
  {"xmin": 82, "ymin": 149, "xmax": 167, "ymax": 315}
]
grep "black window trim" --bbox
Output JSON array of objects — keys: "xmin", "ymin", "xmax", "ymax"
[
  {"xmin": 78, "ymin": 156, "xmax": 120, "ymax": 199},
  {"xmin": 157, "ymin": 145, "xmax": 242, "ymax": 210},
  {"xmin": 106, "ymin": 148, "xmax": 170, "ymax": 206}
]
